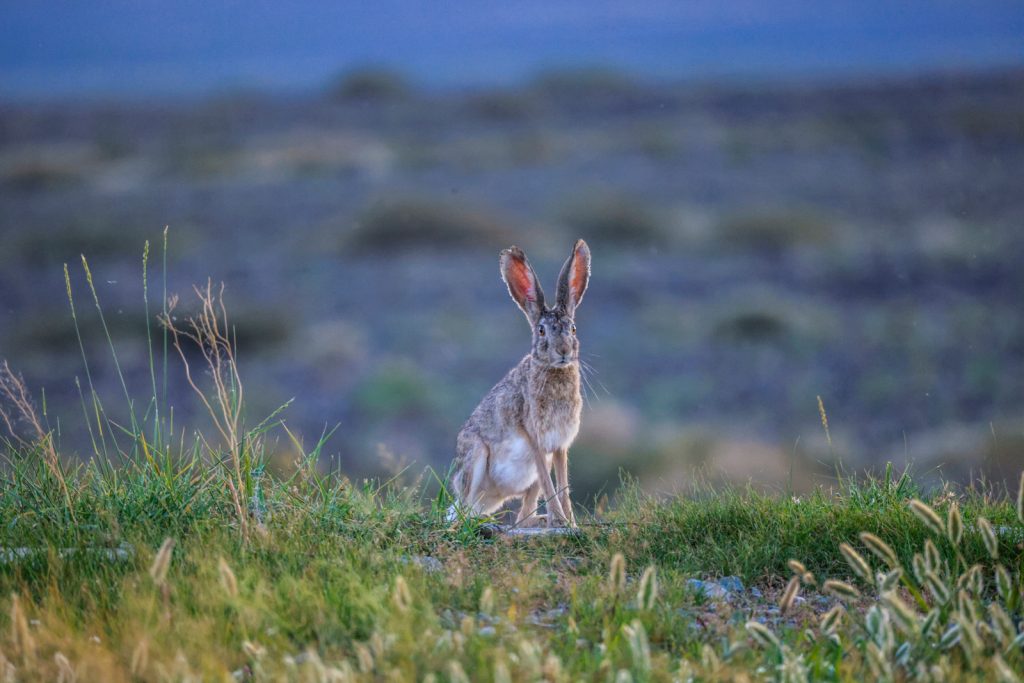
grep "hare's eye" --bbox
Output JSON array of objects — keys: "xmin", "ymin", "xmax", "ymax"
[
  {"xmin": 570, "ymin": 324, "xmax": 577, "ymax": 335},
  {"xmin": 537, "ymin": 326, "xmax": 545, "ymax": 336}
]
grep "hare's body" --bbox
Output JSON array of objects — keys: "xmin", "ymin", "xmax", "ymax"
[
  {"xmin": 449, "ymin": 240, "xmax": 591, "ymax": 527},
  {"xmin": 453, "ymin": 358, "xmax": 581, "ymax": 515}
]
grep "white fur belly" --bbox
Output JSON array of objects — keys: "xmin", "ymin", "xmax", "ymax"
[
  {"xmin": 537, "ymin": 423, "xmax": 579, "ymax": 454},
  {"xmin": 489, "ymin": 436, "xmax": 550, "ymax": 496}
]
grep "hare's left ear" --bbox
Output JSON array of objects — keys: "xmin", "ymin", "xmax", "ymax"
[{"xmin": 556, "ymin": 239, "xmax": 591, "ymax": 314}]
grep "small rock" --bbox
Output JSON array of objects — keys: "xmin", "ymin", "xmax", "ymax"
[
  {"xmin": 717, "ymin": 576, "xmax": 744, "ymax": 592},
  {"xmin": 686, "ymin": 579, "xmax": 730, "ymax": 600},
  {"xmin": 404, "ymin": 555, "xmax": 443, "ymax": 573}
]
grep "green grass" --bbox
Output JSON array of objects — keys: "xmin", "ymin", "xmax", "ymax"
[
  {"xmin": 1, "ymin": 240, "xmax": 1022, "ymax": 680},
  {"xmin": 1, "ymin": 449, "xmax": 1022, "ymax": 681}
]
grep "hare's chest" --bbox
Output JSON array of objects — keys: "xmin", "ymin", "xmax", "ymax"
[{"xmin": 529, "ymin": 399, "xmax": 581, "ymax": 453}]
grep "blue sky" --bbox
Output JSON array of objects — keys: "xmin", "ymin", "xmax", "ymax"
[{"xmin": 2, "ymin": 1, "xmax": 1022, "ymax": 99}]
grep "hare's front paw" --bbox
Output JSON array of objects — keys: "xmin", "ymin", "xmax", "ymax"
[{"xmin": 518, "ymin": 514, "xmax": 548, "ymax": 528}]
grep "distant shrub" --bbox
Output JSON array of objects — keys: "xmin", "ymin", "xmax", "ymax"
[
  {"xmin": 716, "ymin": 208, "xmax": 835, "ymax": 251},
  {"xmin": 346, "ymin": 198, "xmax": 514, "ymax": 252},
  {"xmin": 329, "ymin": 67, "xmax": 411, "ymax": 102},
  {"xmin": 1, "ymin": 160, "xmax": 81, "ymax": 192},
  {"xmin": 558, "ymin": 193, "xmax": 670, "ymax": 247},
  {"xmin": 709, "ymin": 292, "xmax": 837, "ymax": 345},
  {"xmin": 5, "ymin": 220, "xmax": 147, "ymax": 266},
  {"xmin": 11, "ymin": 305, "xmax": 291, "ymax": 356},
  {"xmin": 530, "ymin": 66, "xmax": 640, "ymax": 98},
  {"xmin": 463, "ymin": 90, "xmax": 542, "ymax": 122},
  {"xmin": 353, "ymin": 360, "xmax": 436, "ymax": 420}
]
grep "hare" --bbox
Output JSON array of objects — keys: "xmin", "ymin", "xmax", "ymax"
[{"xmin": 448, "ymin": 239, "xmax": 591, "ymax": 528}]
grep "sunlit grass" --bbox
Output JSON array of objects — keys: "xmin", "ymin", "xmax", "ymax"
[{"xmin": 1, "ymin": 240, "xmax": 1022, "ymax": 680}]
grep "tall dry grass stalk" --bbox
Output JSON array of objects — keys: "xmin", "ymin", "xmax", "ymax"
[
  {"xmin": 0, "ymin": 361, "xmax": 72, "ymax": 515},
  {"xmin": 160, "ymin": 280, "xmax": 250, "ymax": 538},
  {"xmin": 149, "ymin": 538, "xmax": 175, "ymax": 585},
  {"xmin": 8, "ymin": 594, "xmax": 35, "ymax": 667}
]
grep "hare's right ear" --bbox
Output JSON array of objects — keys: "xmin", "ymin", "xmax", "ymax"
[{"xmin": 500, "ymin": 246, "xmax": 545, "ymax": 324}]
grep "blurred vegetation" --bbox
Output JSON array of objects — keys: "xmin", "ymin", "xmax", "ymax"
[
  {"xmin": 1, "ymin": 68, "xmax": 1023, "ymax": 495},
  {"xmin": 716, "ymin": 208, "xmax": 836, "ymax": 252},
  {"xmin": 558, "ymin": 192, "xmax": 670, "ymax": 247},
  {"xmin": 345, "ymin": 197, "xmax": 516, "ymax": 252},
  {"xmin": 329, "ymin": 66, "xmax": 412, "ymax": 102}
]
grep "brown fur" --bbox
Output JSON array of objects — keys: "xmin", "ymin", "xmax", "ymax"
[{"xmin": 449, "ymin": 240, "xmax": 590, "ymax": 527}]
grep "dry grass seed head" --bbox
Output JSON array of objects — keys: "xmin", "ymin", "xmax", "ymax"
[
  {"xmin": 149, "ymin": 538, "xmax": 175, "ymax": 584},
  {"xmin": 779, "ymin": 576, "xmax": 801, "ymax": 614},
  {"xmin": 946, "ymin": 501, "xmax": 963, "ymax": 546},
  {"xmin": 977, "ymin": 517, "xmax": 999, "ymax": 559},
  {"xmin": 392, "ymin": 576, "xmax": 412, "ymax": 613},
  {"xmin": 54, "ymin": 652, "xmax": 75, "ymax": 683},
  {"xmin": 787, "ymin": 559, "xmax": 807, "ymax": 576},
  {"xmin": 8, "ymin": 594, "xmax": 35, "ymax": 665},
  {"xmin": 909, "ymin": 500, "xmax": 944, "ymax": 537},
  {"xmin": 839, "ymin": 543, "xmax": 873, "ymax": 584},
  {"xmin": 859, "ymin": 532, "xmax": 899, "ymax": 568},
  {"xmin": 1018, "ymin": 472, "xmax": 1024, "ymax": 524},
  {"xmin": 607, "ymin": 553, "xmax": 626, "ymax": 594},
  {"xmin": 637, "ymin": 565, "xmax": 658, "ymax": 610},
  {"xmin": 822, "ymin": 580, "xmax": 860, "ymax": 600},
  {"xmin": 745, "ymin": 621, "xmax": 781, "ymax": 650},
  {"xmin": 218, "ymin": 557, "xmax": 238, "ymax": 599}
]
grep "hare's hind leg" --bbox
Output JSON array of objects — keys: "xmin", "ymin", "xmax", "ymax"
[
  {"xmin": 515, "ymin": 482, "xmax": 546, "ymax": 527},
  {"xmin": 553, "ymin": 448, "xmax": 577, "ymax": 527},
  {"xmin": 458, "ymin": 436, "xmax": 505, "ymax": 517}
]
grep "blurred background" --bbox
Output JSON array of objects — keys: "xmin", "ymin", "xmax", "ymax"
[{"xmin": 2, "ymin": 1, "xmax": 1024, "ymax": 499}]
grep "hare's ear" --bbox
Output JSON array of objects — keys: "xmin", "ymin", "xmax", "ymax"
[
  {"xmin": 556, "ymin": 239, "xmax": 591, "ymax": 314},
  {"xmin": 500, "ymin": 246, "xmax": 545, "ymax": 324}
]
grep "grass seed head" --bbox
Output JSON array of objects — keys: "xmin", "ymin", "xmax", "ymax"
[
  {"xmin": 54, "ymin": 652, "xmax": 74, "ymax": 683},
  {"xmin": 779, "ymin": 576, "xmax": 801, "ymax": 614},
  {"xmin": 923, "ymin": 539, "xmax": 941, "ymax": 573},
  {"xmin": 218, "ymin": 557, "xmax": 238, "ymax": 599},
  {"xmin": 993, "ymin": 654, "xmax": 1020, "ymax": 683},
  {"xmin": 393, "ymin": 576, "xmax": 412, "ymax": 613},
  {"xmin": 978, "ymin": 517, "xmax": 999, "ymax": 559},
  {"xmin": 880, "ymin": 591, "xmax": 917, "ymax": 633},
  {"xmin": 447, "ymin": 661, "xmax": 470, "ymax": 683},
  {"xmin": 745, "ymin": 621, "xmax": 781, "ymax": 650},
  {"xmin": 839, "ymin": 542, "xmax": 873, "ymax": 584},
  {"xmin": 622, "ymin": 620, "xmax": 651, "ymax": 674},
  {"xmin": 865, "ymin": 642, "xmax": 892, "ymax": 680},
  {"xmin": 479, "ymin": 586, "xmax": 494, "ymax": 615},
  {"xmin": 493, "ymin": 660, "xmax": 512, "ymax": 683},
  {"xmin": 149, "ymin": 538, "xmax": 175, "ymax": 585},
  {"xmin": 859, "ymin": 532, "xmax": 899, "ymax": 568},
  {"xmin": 823, "ymin": 579, "xmax": 860, "ymax": 600},
  {"xmin": 911, "ymin": 553, "xmax": 927, "ymax": 584},
  {"xmin": 988, "ymin": 603, "xmax": 1014, "ymax": 646},
  {"xmin": 9, "ymin": 594, "xmax": 35, "ymax": 665},
  {"xmin": 787, "ymin": 559, "xmax": 807, "ymax": 576},
  {"xmin": 242, "ymin": 641, "xmax": 265, "ymax": 660},
  {"xmin": 820, "ymin": 605, "xmax": 844, "ymax": 635},
  {"xmin": 995, "ymin": 564, "xmax": 1013, "ymax": 602},
  {"xmin": 637, "ymin": 565, "xmax": 658, "ymax": 610},
  {"xmin": 925, "ymin": 571, "xmax": 951, "ymax": 605},
  {"xmin": 909, "ymin": 500, "xmax": 944, "ymax": 537},
  {"xmin": 1018, "ymin": 472, "xmax": 1024, "ymax": 524},
  {"xmin": 879, "ymin": 568, "xmax": 903, "ymax": 591},
  {"xmin": 607, "ymin": 553, "xmax": 626, "ymax": 594},
  {"xmin": 946, "ymin": 501, "xmax": 963, "ymax": 546},
  {"xmin": 131, "ymin": 639, "xmax": 149, "ymax": 676}
]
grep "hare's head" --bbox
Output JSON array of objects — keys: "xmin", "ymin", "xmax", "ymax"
[{"xmin": 500, "ymin": 239, "xmax": 591, "ymax": 369}]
